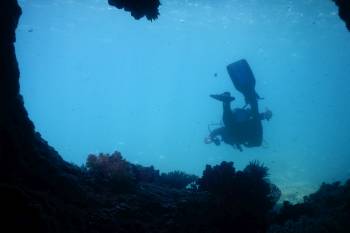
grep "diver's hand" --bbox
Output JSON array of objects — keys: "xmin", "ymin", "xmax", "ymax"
[
  {"xmin": 204, "ymin": 136, "xmax": 221, "ymax": 145},
  {"xmin": 264, "ymin": 108, "xmax": 272, "ymax": 121},
  {"xmin": 204, "ymin": 136, "xmax": 213, "ymax": 144}
]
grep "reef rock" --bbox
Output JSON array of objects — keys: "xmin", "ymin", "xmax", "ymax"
[
  {"xmin": 269, "ymin": 180, "xmax": 350, "ymax": 233},
  {"xmin": 108, "ymin": 0, "xmax": 160, "ymax": 20},
  {"xmin": 333, "ymin": 0, "xmax": 350, "ymax": 31}
]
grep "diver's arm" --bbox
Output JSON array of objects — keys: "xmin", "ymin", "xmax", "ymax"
[
  {"xmin": 259, "ymin": 109, "xmax": 272, "ymax": 121},
  {"xmin": 248, "ymin": 107, "xmax": 272, "ymax": 121},
  {"xmin": 204, "ymin": 127, "xmax": 224, "ymax": 145},
  {"xmin": 209, "ymin": 127, "xmax": 225, "ymax": 138}
]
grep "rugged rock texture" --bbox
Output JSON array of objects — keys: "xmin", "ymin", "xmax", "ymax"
[
  {"xmin": 0, "ymin": 0, "xmax": 77, "ymax": 184},
  {"xmin": 333, "ymin": 0, "xmax": 350, "ymax": 31},
  {"xmin": 0, "ymin": 1, "xmax": 89, "ymax": 232}
]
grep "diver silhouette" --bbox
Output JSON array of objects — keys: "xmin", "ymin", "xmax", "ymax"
[{"xmin": 204, "ymin": 59, "xmax": 272, "ymax": 151}]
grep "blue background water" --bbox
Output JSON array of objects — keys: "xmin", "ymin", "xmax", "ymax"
[{"xmin": 16, "ymin": 0, "xmax": 350, "ymax": 201}]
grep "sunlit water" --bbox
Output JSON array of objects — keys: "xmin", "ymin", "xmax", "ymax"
[{"xmin": 16, "ymin": 0, "xmax": 350, "ymax": 202}]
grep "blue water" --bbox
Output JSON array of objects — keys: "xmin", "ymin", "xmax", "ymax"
[{"xmin": 16, "ymin": 0, "xmax": 350, "ymax": 201}]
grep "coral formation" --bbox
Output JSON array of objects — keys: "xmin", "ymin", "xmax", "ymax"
[
  {"xmin": 85, "ymin": 152, "xmax": 137, "ymax": 193},
  {"xmin": 157, "ymin": 171, "xmax": 198, "ymax": 189},
  {"xmin": 84, "ymin": 151, "xmax": 198, "ymax": 191},
  {"xmin": 197, "ymin": 161, "xmax": 281, "ymax": 233}
]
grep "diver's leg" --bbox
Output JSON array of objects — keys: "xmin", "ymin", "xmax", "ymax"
[
  {"xmin": 222, "ymin": 102, "xmax": 235, "ymax": 127},
  {"xmin": 249, "ymin": 99, "xmax": 259, "ymax": 119},
  {"xmin": 210, "ymin": 92, "xmax": 235, "ymax": 127},
  {"xmin": 246, "ymin": 100, "xmax": 263, "ymax": 147},
  {"xmin": 259, "ymin": 109, "xmax": 272, "ymax": 121}
]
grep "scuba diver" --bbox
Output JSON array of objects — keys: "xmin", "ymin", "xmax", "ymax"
[{"xmin": 204, "ymin": 59, "xmax": 272, "ymax": 151}]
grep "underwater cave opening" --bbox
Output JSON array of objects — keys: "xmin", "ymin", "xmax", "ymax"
[{"xmin": 15, "ymin": 0, "xmax": 350, "ymax": 203}]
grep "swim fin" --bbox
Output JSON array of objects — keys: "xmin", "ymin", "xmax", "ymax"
[
  {"xmin": 210, "ymin": 92, "xmax": 235, "ymax": 102},
  {"xmin": 226, "ymin": 59, "xmax": 259, "ymax": 105}
]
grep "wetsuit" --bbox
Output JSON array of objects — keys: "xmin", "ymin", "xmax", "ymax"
[{"xmin": 209, "ymin": 99, "xmax": 263, "ymax": 150}]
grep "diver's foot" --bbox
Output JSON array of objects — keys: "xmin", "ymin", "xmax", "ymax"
[
  {"xmin": 204, "ymin": 136, "xmax": 213, "ymax": 144},
  {"xmin": 210, "ymin": 92, "xmax": 235, "ymax": 102}
]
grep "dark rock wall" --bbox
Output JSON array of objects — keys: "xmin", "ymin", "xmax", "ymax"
[
  {"xmin": 0, "ymin": 0, "xmax": 75, "ymax": 190},
  {"xmin": 0, "ymin": 0, "xmax": 38, "ymax": 182},
  {"xmin": 0, "ymin": 0, "xmax": 161, "ymax": 184},
  {"xmin": 0, "ymin": 2, "xmax": 92, "ymax": 230},
  {"xmin": 269, "ymin": 180, "xmax": 350, "ymax": 233}
]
